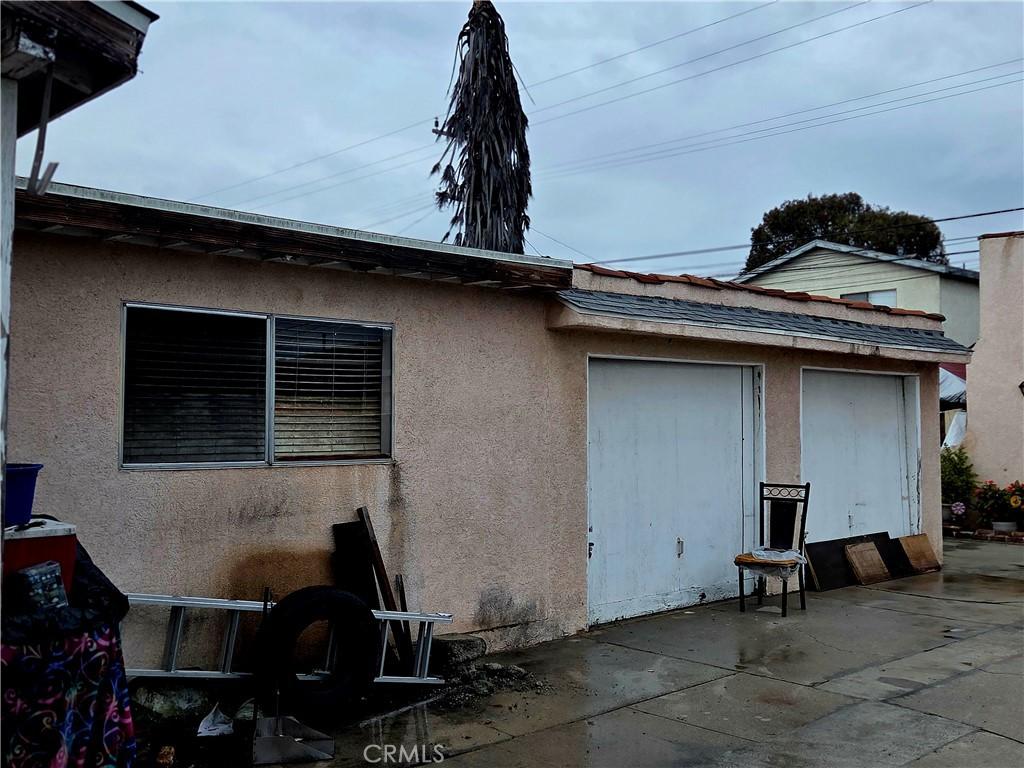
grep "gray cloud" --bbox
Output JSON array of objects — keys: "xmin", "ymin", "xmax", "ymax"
[{"xmin": 17, "ymin": 1, "xmax": 1023, "ymax": 274}]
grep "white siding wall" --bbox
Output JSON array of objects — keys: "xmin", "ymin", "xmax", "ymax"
[
  {"xmin": 939, "ymin": 278, "xmax": 980, "ymax": 347},
  {"xmin": 745, "ymin": 248, "xmax": 942, "ymax": 313}
]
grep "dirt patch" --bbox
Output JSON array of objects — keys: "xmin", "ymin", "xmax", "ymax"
[{"xmin": 434, "ymin": 661, "xmax": 552, "ymax": 710}]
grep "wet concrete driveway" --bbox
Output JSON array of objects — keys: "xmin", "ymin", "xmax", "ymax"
[{"xmin": 334, "ymin": 540, "xmax": 1024, "ymax": 767}]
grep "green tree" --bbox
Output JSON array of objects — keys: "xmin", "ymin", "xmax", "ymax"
[
  {"xmin": 433, "ymin": 1, "xmax": 532, "ymax": 254},
  {"xmin": 744, "ymin": 193, "xmax": 945, "ymax": 273}
]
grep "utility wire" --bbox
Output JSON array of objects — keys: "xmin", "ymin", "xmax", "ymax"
[
  {"xmin": 213, "ymin": 1, "xmax": 922, "ymax": 210},
  {"xmin": 530, "ymin": 228, "xmax": 591, "ymax": 259},
  {"xmin": 237, "ymin": 144, "xmax": 436, "ymax": 208},
  {"xmin": 543, "ymin": 77, "xmax": 1022, "ymax": 181},
  {"xmin": 193, "ymin": 118, "xmax": 431, "ymax": 201},
  {"xmin": 395, "ymin": 209, "xmax": 437, "ymax": 236},
  {"xmin": 532, "ymin": 1, "xmax": 932, "ymax": 127},
  {"xmin": 689, "ymin": 248, "xmax": 982, "ymax": 283},
  {"xmin": 532, "ymin": 1, "xmax": 870, "ymax": 118},
  {"xmin": 599, "ymin": 210, "xmax": 1023, "ymax": 274},
  {"xmin": 598, "ymin": 234, "xmax": 983, "ymax": 268},
  {"xmin": 245, "ymin": 61, "xmax": 1012, "ymax": 214},
  {"xmin": 193, "ymin": 0, "xmax": 779, "ymax": 202},
  {"xmin": 360, "ymin": 202, "xmax": 436, "ymax": 231},
  {"xmin": 542, "ymin": 58, "xmax": 1022, "ymax": 173},
  {"xmin": 250, "ymin": 153, "xmax": 435, "ymax": 210},
  {"xmin": 523, "ymin": 235, "xmax": 545, "ymax": 258},
  {"xmin": 527, "ymin": 1, "xmax": 779, "ymax": 88}
]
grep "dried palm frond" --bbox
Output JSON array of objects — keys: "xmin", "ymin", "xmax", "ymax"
[{"xmin": 433, "ymin": 0, "xmax": 532, "ymax": 254}]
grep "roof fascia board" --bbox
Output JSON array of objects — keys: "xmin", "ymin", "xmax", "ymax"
[
  {"xmin": 91, "ymin": 1, "xmax": 159, "ymax": 32},
  {"xmin": 734, "ymin": 239, "xmax": 978, "ymax": 283},
  {"xmin": 14, "ymin": 178, "xmax": 572, "ymax": 274}
]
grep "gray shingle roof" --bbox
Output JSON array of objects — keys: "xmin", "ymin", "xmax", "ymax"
[{"xmin": 557, "ymin": 289, "xmax": 969, "ymax": 354}]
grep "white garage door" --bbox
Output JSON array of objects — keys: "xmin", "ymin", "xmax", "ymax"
[
  {"xmin": 802, "ymin": 370, "xmax": 920, "ymax": 543},
  {"xmin": 587, "ymin": 359, "xmax": 758, "ymax": 625}
]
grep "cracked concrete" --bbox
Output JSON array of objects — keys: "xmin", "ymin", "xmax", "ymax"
[{"xmin": 330, "ymin": 540, "xmax": 1023, "ymax": 767}]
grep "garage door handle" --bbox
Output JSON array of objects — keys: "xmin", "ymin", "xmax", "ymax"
[
  {"xmin": 677, "ymin": 538, "xmax": 684, "ymax": 558},
  {"xmin": 588, "ymin": 542, "xmax": 594, "ymax": 559}
]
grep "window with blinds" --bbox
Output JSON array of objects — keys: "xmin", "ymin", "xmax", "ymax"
[
  {"xmin": 122, "ymin": 306, "xmax": 267, "ymax": 465},
  {"xmin": 273, "ymin": 319, "xmax": 391, "ymax": 461},
  {"xmin": 121, "ymin": 305, "xmax": 392, "ymax": 466}
]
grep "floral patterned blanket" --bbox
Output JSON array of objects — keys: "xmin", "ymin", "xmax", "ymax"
[{"xmin": 2, "ymin": 624, "xmax": 135, "ymax": 768}]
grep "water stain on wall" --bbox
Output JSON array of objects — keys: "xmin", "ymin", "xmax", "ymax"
[
  {"xmin": 475, "ymin": 585, "xmax": 538, "ymax": 630},
  {"xmin": 224, "ymin": 546, "xmax": 331, "ymax": 600}
]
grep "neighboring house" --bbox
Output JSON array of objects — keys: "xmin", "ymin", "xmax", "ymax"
[
  {"xmin": 734, "ymin": 240, "xmax": 980, "ymax": 347},
  {"xmin": 9, "ymin": 182, "xmax": 969, "ymax": 655},
  {"xmin": 965, "ymin": 232, "xmax": 1024, "ymax": 482},
  {"xmin": 1, "ymin": 0, "xmax": 157, "ymax": 513}
]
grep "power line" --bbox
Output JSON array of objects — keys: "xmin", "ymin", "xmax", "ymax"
[
  {"xmin": 193, "ymin": 118, "xmax": 431, "ymax": 201},
  {"xmin": 527, "ymin": 1, "xmax": 779, "ymax": 88},
  {"xmin": 355, "ymin": 189, "xmax": 434, "ymax": 219},
  {"xmin": 250, "ymin": 152, "xmax": 435, "ymax": 210},
  {"xmin": 698, "ymin": 248, "xmax": 981, "ymax": 283},
  {"xmin": 523, "ymin": 235, "xmax": 545, "ymax": 258},
  {"xmin": 619, "ymin": 211, "xmax": 1022, "ymax": 274},
  {"xmin": 238, "ymin": 144, "xmax": 436, "ymax": 208},
  {"xmin": 239, "ymin": 8, "xmax": 966, "ymax": 217},
  {"xmin": 596, "ymin": 213, "xmax": 1022, "ymax": 268},
  {"xmin": 249, "ymin": 66, "xmax": 1014, "ymax": 216},
  {"xmin": 530, "ymin": 227, "xmax": 591, "ymax": 259},
  {"xmin": 543, "ymin": 76, "xmax": 1022, "ymax": 180},
  {"xmin": 209, "ymin": 1, "xmax": 925, "ymax": 211},
  {"xmin": 192, "ymin": 1, "xmax": 779, "ymax": 203},
  {"xmin": 532, "ymin": 1, "xmax": 932, "ymax": 127},
  {"xmin": 360, "ymin": 201, "xmax": 436, "ymax": 231},
  {"xmin": 542, "ymin": 58, "xmax": 1022, "ymax": 174},
  {"xmin": 395, "ymin": 208, "xmax": 437, "ymax": 236},
  {"xmin": 597, "ymin": 233, "xmax": 985, "ymax": 268},
  {"xmin": 532, "ymin": 1, "xmax": 870, "ymax": 118}
]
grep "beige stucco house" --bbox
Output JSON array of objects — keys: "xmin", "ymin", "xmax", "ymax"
[
  {"xmin": 734, "ymin": 240, "xmax": 980, "ymax": 347},
  {"xmin": 9, "ymin": 182, "xmax": 970, "ymax": 655},
  {"xmin": 2, "ymin": 0, "xmax": 157, "ymax": 526},
  {"xmin": 965, "ymin": 232, "xmax": 1024, "ymax": 482}
]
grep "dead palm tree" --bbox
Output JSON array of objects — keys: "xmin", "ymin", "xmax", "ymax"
[{"xmin": 432, "ymin": 1, "xmax": 532, "ymax": 254}]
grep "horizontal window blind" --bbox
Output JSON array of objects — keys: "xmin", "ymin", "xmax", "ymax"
[
  {"xmin": 122, "ymin": 307, "xmax": 267, "ymax": 464},
  {"xmin": 273, "ymin": 319, "xmax": 390, "ymax": 461}
]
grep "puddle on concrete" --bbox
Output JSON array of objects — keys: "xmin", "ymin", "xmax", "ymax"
[{"xmin": 877, "ymin": 572, "xmax": 1024, "ymax": 600}]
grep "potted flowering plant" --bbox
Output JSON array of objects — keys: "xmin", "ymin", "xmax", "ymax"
[
  {"xmin": 1007, "ymin": 481, "xmax": 1024, "ymax": 531},
  {"xmin": 975, "ymin": 481, "xmax": 1016, "ymax": 532},
  {"xmin": 940, "ymin": 447, "xmax": 976, "ymax": 525}
]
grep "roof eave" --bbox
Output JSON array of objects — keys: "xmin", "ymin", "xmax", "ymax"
[
  {"xmin": 734, "ymin": 239, "xmax": 979, "ymax": 283},
  {"xmin": 2, "ymin": 1, "xmax": 157, "ymax": 137},
  {"xmin": 549, "ymin": 302, "xmax": 970, "ymax": 363},
  {"xmin": 13, "ymin": 181, "xmax": 573, "ymax": 290}
]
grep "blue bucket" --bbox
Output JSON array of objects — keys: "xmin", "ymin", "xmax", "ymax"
[{"xmin": 4, "ymin": 463, "xmax": 43, "ymax": 527}]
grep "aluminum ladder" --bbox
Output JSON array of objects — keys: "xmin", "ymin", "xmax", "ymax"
[{"xmin": 125, "ymin": 592, "xmax": 453, "ymax": 683}]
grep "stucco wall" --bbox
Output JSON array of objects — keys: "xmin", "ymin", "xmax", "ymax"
[
  {"xmin": 8, "ymin": 232, "xmax": 942, "ymax": 659},
  {"xmin": 966, "ymin": 234, "xmax": 1024, "ymax": 482}
]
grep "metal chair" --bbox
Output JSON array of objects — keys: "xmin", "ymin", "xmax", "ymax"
[{"xmin": 734, "ymin": 482, "xmax": 811, "ymax": 617}]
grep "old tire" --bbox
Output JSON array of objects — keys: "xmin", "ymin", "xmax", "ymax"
[{"xmin": 255, "ymin": 586, "xmax": 377, "ymax": 712}]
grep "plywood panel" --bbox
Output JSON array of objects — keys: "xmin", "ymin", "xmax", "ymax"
[
  {"xmin": 899, "ymin": 534, "xmax": 940, "ymax": 573},
  {"xmin": 845, "ymin": 542, "xmax": 891, "ymax": 585}
]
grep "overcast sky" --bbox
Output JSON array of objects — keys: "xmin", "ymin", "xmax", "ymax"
[{"xmin": 16, "ymin": 0, "xmax": 1024, "ymax": 275}]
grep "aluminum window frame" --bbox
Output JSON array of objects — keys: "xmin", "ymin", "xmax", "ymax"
[{"xmin": 119, "ymin": 301, "xmax": 395, "ymax": 470}]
